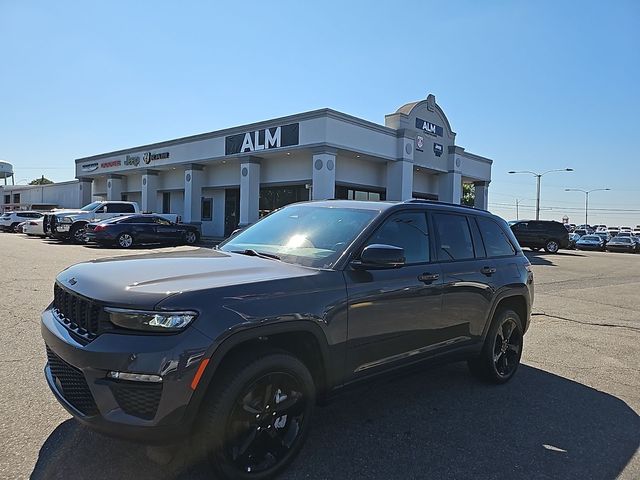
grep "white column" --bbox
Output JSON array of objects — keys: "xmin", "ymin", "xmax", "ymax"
[
  {"xmin": 141, "ymin": 171, "xmax": 158, "ymax": 213},
  {"xmin": 386, "ymin": 160, "xmax": 414, "ymax": 201},
  {"xmin": 106, "ymin": 176, "xmax": 122, "ymax": 201},
  {"xmin": 239, "ymin": 157, "xmax": 260, "ymax": 226},
  {"xmin": 474, "ymin": 181, "xmax": 490, "ymax": 210},
  {"xmin": 77, "ymin": 179, "xmax": 92, "ymax": 207},
  {"xmin": 311, "ymin": 149, "xmax": 336, "ymax": 200},
  {"xmin": 438, "ymin": 172, "xmax": 463, "ymax": 204},
  {"xmin": 183, "ymin": 165, "xmax": 204, "ymax": 223}
]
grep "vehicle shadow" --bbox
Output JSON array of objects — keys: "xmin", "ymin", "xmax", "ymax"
[
  {"xmin": 524, "ymin": 250, "xmax": 585, "ymax": 266},
  {"xmin": 31, "ymin": 363, "xmax": 639, "ymax": 480}
]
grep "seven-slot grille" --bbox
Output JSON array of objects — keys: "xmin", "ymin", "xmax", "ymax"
[
  {"xmin": 46, "ymin": 346, "xmax": 98, "ymax": 416},
  {"xmin": 53, "ymin": 283, "xmax": 103, "ymax": 341}
]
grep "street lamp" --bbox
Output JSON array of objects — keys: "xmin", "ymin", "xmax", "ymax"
[
  {"xmin": 564, "ymin": 188, "xmax": 610, "ymax": 227},
  {"xmin": 508, "ymin": 168, "xmax": 573, "ymax": 220}
]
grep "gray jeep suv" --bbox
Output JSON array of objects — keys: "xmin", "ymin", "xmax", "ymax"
[{"xmin": 41, "ymin": 199, "xmax": 534, "ymax": 479}]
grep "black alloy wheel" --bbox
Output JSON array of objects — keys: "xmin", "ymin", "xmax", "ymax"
[
  {"xmin": 226, "ymin": 373, "xmax": 306, "ymax": 474},
  {"xmin": 467, "ymin": 309, "xmax": 524, "ymax": 384},
  {"xmin": 198, "ymin": 351, "xmax": 315, "ymax": 480}
]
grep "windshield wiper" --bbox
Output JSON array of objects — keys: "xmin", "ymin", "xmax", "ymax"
[{"xmin": 232, "ymin": 249, "xmax": 281, "ymax": 261}]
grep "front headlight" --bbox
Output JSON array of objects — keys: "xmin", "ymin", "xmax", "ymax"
[
  {"xmin": 105, "ymin": 308, "xmax": 198, "ymax": 332},
  {"xmin": 60, "ymin": 216, "xmax": 74, "ymax": 224}
]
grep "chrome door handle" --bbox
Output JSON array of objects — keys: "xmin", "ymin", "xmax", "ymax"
[{"xmin": 418, "ymin": 273, "xmax": 439, "ymax": 283}]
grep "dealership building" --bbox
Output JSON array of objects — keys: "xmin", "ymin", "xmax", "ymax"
[{"xmin": 5, "ymin": 94, "xmax": 493, "ymax": 236}]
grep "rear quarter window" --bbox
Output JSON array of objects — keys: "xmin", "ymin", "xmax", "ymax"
[{"xmin": 476, "ymin": 217, "xmax": 516, "ymax": 257}]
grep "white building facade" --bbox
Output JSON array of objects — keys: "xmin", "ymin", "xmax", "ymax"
[{"xmin": 63, "ymin": 94, "xmax": 492, "ymax": 237}]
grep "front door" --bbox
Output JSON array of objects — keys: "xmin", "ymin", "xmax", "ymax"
[
  {"xmin": 224, "ymin": 188, "xmax": 240, "ymax": 237},
  {"xmin": 345, "ymin": 210, "xmax": 443, "ymax": 379},
  {"xmin": 154, "ymin": 217, "xmax": 181, "ymax": 242}
]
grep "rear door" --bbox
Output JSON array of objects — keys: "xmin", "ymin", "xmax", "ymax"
[
  {"xmin": 431, "ymin": 212, "xmax": 494, "ymax": 346},
  {"xmin": 344, "ymin": 210, "xmax": 443, "ymax": 378}
]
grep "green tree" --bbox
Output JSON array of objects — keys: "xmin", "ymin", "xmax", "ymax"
[
  {"xmin": 29, "ymin": 176, "xmax": 54, "ymax": 185},
  {"xmin": 462, "ymin": 183, "xmax": 475, "ymax": 206}
]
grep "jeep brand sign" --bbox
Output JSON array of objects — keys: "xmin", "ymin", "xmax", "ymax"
[
  {"xmin": 124, "ymin": 155, "xmax": 140, "ymax": 166},
  {"xmin": 415, "ymin": 118, "xmax": 443, "ymax": 137},
  {"xmin": 81, "ymin": 162, "xmax": 99, "ymax": 172},
  {"xmin": 225, "ymin": 123, "xmax": 299, "ymax": 155}
]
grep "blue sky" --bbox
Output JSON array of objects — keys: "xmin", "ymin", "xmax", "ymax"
[{"xmin": 1, "ymin": 1, "xmax": 638, "ymax": 224}]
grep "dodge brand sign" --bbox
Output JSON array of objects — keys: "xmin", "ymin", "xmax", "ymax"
[{"xmin": 225, "ymin": 123, "xmax": 299, "ymax": 155}]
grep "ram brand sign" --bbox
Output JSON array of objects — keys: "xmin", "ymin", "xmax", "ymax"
[
  {"xmin": 225, "ymin": 123, "xmax": 299, "ymax": 155},
  {"xmin": 415, "ymin": 118, "xmax": 444, "ymax": 137}
]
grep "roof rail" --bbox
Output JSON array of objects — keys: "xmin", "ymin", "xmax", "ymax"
[{"xmin": 403, "ymin": 198, "xmax": 486, "ymax": 211}]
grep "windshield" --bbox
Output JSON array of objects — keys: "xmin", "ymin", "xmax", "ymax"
[
  {"xmin": 581, "ymin": 236, "xmax": 599, "ymax": 241},
  {"xmin": 219, "ymin": 204, "xmax": 379, "ymax": 268},
  {"xmin": 80, "ymin": 201, "xmax": 103, "ymax": 211},
  {"xmin": 615, "ymin": 238, "xmax": 632, "ymax": 243}
]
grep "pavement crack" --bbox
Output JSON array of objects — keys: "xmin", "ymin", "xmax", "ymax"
[{"xmin": 532, "ymin": 312, "xmax": 640, "ymax": 333}]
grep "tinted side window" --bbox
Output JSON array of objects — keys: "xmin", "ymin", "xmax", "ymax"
[
  {"xmin": 365, "ymin": 211, "xmax": 429, "ymax": 264},
  {"xmin": 512, "ymin": 222, "xmax": 528, "ymax": 231},
  {"xmin": 433, "ymin": 213, "xmax": 475, "ymax": 261},
  {"xmin": 108, "ymin": 203, "xmax": 135, "ymax": 214},
  {"xmin": 123, "ymin": 216, "xmax": 154, "ymax": 224},
  {"xmin": 154, "ymin": 217, "xmax": 171, "ymax": 226},
  {"xmin": 476, "ymin": 217, "xmax": 516, "ymax": 257}
]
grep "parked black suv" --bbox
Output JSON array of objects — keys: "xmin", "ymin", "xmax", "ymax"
[
  {"xmin": 509, "ymin": 220, "xmax": 570, "ymax": 253},
  {"xmin": 41, "ymin": 200, "xmax": 534, "ymax": 479}
]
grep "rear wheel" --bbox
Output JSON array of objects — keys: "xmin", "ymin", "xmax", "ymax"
[
  {"xmin": 468, "ymin": 309, "xmax": 524, "ymax": 384},
  {"xmin": 544, "ymin": 239, "xmax": 559, "ymax": 253},
  {"xmin": 197, "ymin": 351, "xmax": 315, "ymax": 480},
  {"xmin": 116, "ymin": 232, "xmax": 134, "ymax": 249}
]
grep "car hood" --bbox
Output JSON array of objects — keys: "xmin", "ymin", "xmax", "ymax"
[
  {"xmin": 55, "ymin": 249, "xmax": 318, "ymax": 308},
  {"xmin": 53, "ymin": 209, "xmax": 85, "ymax": 216}
]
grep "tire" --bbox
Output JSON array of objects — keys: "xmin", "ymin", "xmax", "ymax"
[
  {"xmin": 544, "ymin": 239, "xmax": 559, "ymax": 253},
  {"xmin": 196, "ymin": 350, "xmax": 315, "ymax": 480},
  {"xmin": 467, "ymin": 309, "xmax": 524, "ymax": 384},
  {"xmin": 116, "ymin": 232, "xmax": 134, "ymax": 249},
  {"xmin": 70, "ymin": 223, "xmax": 88, "ymax": 244},
  {"xmin": 184, "ymin": 230, "xmax": 198, "ymax": 245},
  {"xmin": 9, "ymin": 222, "xmax": 19, "ymax": 233}
]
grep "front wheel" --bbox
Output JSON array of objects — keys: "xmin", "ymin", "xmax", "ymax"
[
  {"xmin": 544, "ymin": 239, "xmax": 559, "ymax": 253},
  {"xmin": 116, "ymin": 232, "xmax": 134, "ymax": 249},
  {"xmin": 184, "ymin": 230, "xmax": 198, "ymax": 245},
  {"xmin": 70, "ymin": 223, "xmax": 87, "ymax": 244},
  {"xmin": 468, "ymin": 309, "xmax": 524, "ymax": 384},
  {"xmin": 197, "ymin": 351, "xmax": 315, "ymax": 480}
]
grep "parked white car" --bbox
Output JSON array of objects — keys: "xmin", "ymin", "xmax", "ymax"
[
  {"xmin": 23, "ymin": 217, "xmax": 46, "ymax": 237},
  {"xmin": 0, "ymin": 211, "xmax": 43, "ymax": 232},
  {"xmin": 620, "ymin": 226, "xmax": 632, "ymax": 232}
]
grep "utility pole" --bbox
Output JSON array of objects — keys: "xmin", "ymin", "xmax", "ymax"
[
  {"xmin": 515, "ymin": 199, "xmax": 520, "ymax": 220},
  {"xmin": 564, "ymin": 188, "xmax": 611, "ymax": 227},
  {"xmin": 509, "ymin": 168, "xmax": 574, "ymax": 220}
]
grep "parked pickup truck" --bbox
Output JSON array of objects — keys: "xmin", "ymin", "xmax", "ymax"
[{"xmin": 44, "ymin": 201, "xmax": 180, "ymax": 243}]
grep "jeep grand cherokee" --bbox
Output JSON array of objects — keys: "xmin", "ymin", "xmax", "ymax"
[{"xmin": 41, "ymin": 199, "xmax": 534, "ymax": 479}]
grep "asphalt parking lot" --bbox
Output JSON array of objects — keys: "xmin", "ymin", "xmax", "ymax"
[{"xmin": 0, "ymin": 233, "xmax": 638, "ymax": 480}]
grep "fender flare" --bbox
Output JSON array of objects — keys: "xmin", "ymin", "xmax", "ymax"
[
  {"xmin": 186, "ymin": 320, "xmax": 334, "ymax": 419},
  {"xmin": 480, "ymin": 286, "xmax": 531, "ymax": 342}
]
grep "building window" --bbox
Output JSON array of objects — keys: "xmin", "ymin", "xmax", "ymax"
[
  {"xmin": 259, "ymin": 185, "xmax": 308, "ymax": 217},
  {"xmin": 201, "ymin": 197, "xmax": 212, "ymax": 221},
  {"xmin": 335, "ymin": 186, "xmax": 385, "ymax": 201},
  {"xmin": 162, "ymin": 192, "xmax": 171, "ymax": 214},
  {"xmin": 13, "ymin": 193, "xmax": 20, "ymax": 204},
  {"xmin": 3, "ymin": 195, "xmax": 9, "ymax": 204}
]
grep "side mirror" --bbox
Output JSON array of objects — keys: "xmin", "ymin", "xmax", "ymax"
[{"xmin": 354, "ymin": 244, "xmax": 405, "ymax": 269}]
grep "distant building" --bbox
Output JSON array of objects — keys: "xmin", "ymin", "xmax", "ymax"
[{"xmin": 0, "ymin": 180, "xmax": 86, "ymax": 212}]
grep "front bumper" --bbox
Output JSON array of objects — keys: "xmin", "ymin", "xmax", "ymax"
[{"xmin": 41, "ymin": 308, "xmax": 213, "ymax": 443}]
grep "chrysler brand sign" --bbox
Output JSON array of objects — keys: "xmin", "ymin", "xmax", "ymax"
[{"xmin": 225, "ymin": 123, "xmax": 299, "ymax": 155}]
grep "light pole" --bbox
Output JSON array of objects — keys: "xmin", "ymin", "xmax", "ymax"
[
  {"xmin": 508, "ymin": 168, "xmax": 573, "ymax": 220},
  {"xmin": 564, "ymin": 188, "xmax": 610, "ymax": 227}
]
